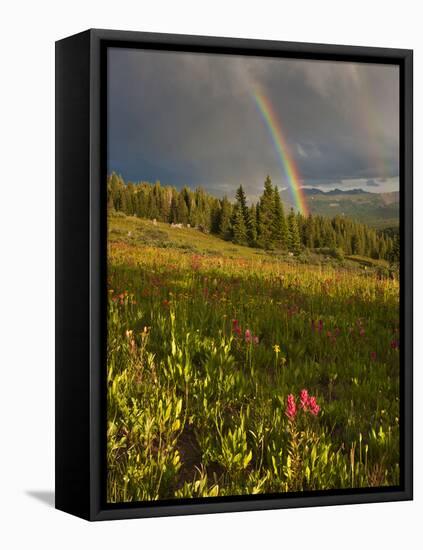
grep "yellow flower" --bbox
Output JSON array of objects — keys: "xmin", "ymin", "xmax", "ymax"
[{"xmin": 273, "ymin": 344, "xmax": 280, "ymax": 353}]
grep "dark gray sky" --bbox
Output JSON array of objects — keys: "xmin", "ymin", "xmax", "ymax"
[{"xmin": 107, "ymin": 47, "xmax": 399, "ymax": 201}]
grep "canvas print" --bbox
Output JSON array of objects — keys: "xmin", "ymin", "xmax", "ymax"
[{"xmin": 106, "ymin": 48, "xmax": 400, "ymax": 503}]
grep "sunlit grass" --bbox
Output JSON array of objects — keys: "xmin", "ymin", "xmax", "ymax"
[{"xmin": 107, "ymin": 215, "xmax": 400, "ymax": 502}]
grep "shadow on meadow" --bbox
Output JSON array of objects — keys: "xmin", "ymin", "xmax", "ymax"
[{"xmin": 106, "ymin": 242, "xmax": 400, "ymax": 502}]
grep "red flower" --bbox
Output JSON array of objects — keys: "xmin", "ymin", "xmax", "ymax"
[
  {"xmin": 308, "ymin": 396, "xmax": 320, "ymax": 416},
  {"xmin": 299, "ymin": 389, "xmax": 310, "ymax": 410},
  {"xmin": 370, "ymin": 351, "xmax": 377, "ymax": 361},
  {"xmin": 285, "ymin": 394, "xmax": 297, "ymax": 420},
  {"xmin": 245, "ymin": 329, "xmax": 252, "ymax": 343},
  {"xmin": 390, "ymin": 339, "xmax": 399, "ymax": 350}
]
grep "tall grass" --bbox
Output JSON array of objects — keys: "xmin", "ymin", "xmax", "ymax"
[{"xmin": 107, "ymin": 225, "xmax": 400, "ymax": 502}]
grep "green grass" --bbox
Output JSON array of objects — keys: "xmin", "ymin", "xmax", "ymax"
[
  {"xmin": 109, "ymin": 214, "xmax": 274, "ymax": 260},
  {"xmin": 107, "ymin": 214, "xmax": 400, "ymax": 502}
]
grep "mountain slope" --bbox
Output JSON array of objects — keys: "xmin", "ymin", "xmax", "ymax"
[{"xmin": 281, "ymin": 188, "xmax": 399, "ymax": 229}]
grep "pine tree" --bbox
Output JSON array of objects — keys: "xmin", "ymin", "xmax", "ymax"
[
  {"xmin": 389, "ymin": 235, "xmax": 400, "ymax": 264},
  {"xmin": 288, "ymin": 208, "xmax": 302, "ymax": 255},
  {"xmin": 176, "ymin": 193, "xmax": 189, "ymax": 224},
  {"xmin": 169, "ymin": 195, "xmax": 179, "ymax": 223},
  {"xmin": 248, "ymin": 204, "xmax": 257, "ymax": 246},
  {"xmin": 303, "ymin": 214, "xmax": 315, "ymax": 248},
  {"xmin": 257, "ymin": 176, "xmax": 275, "ymax": 249},
  {"xmin": 232, "ymin": 206, "xmax": 248, "ymax": 245},
  {"xmin": 219, "ymin": 196, "xmax": 233, "ymax": 240},
  {"xmin": 272, "ymin": 186, "xmax": 289, "ymax": 249},
  {"xmin": 235, "ymin": 185, "xmax": 249, "ymax": 222}
]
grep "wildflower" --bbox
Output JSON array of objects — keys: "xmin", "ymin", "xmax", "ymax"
[
  {"xmin": 232, "ymin": 320, "xmax": 242, "ymax": 336},
  {"xmin": 285, "ymin": 394, "xmax": 297, "ymax": 420},
  {"xmin": 370, "ymin": 351, "xmax": 377, "ymax": 361},
  {"xmin": 299, "ymin": 389, "xmax": 310, "ymax": 410},
  {"xmin": 253, "ymin": 336, "xmax": 259, "ymax": 345},
  {"xmin": 359, "ymin": 328, "xmax": 365, "ymax": 337},
  {"xmin": 308, "ymin": 396, "xmax": 320, "ymax": 416},
  {"xmin": 125, "ymin": 329, "xmax": 133, "ymax": 339},
  {"xmin": 318, "ymin": 320, "xmax": 323, "ymax": 333},
  {"xmin": 390, "ymin": 339, "xmax": 399, "ymax": 350},
  {"xmin": 273, "ymin": 344, "xmax": 280, "ymax": 353},
  {"xmin": 245, "ymin": 329, "xmax": 252, "ymax": 343}
]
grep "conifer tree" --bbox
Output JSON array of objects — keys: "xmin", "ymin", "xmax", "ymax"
[
  {"xmin": 248, "ymin": 204, "xmax": 258, "ymax": 246},
  {"xmin": 177, "ymin": 193, "xmax": 189, "ymax": 224},
  {"xmin": 272, "ymin": 186, "xmax": 289, "ymax": 249},
  {"xmin": 232, "ymin": 206, "xmax": 248, "ymax": 245},
  {"xmin": 288, "ymin": 208, "xmax": 302, "ymax": 255},
  {"xmin": 219, "ymin": 196, "xmax": 233, "ymax": 240},
  {"xmin": 257, "ymin": 176, "xmax": 275, "ymax": 249}
]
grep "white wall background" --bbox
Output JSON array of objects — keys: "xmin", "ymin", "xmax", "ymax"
[{"xmin": 0, "ymin": 1, "xmax": 420, "ymax": 548}]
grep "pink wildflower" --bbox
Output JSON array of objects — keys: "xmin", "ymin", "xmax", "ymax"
[
  {"xmin": 285, "ymin": 394, "xmax": 297, "ymax": 420},
  {"xmin": 245, "ymin": 329, "xmax": 252, "ymax": 343},
  {"xmin": 253, "ymin": 336, "xmax": 259, "ymax": 345},
  {"xmin": 232, "ymin": 319, "xmax": 242, "ymax": 336},
  {"xmin": 299, "ymin": 389, "xmax": 310, "ymax": 410},
  {"xmin": 308, "ymin": 396, "xmax": 320, "ymax": 416}
]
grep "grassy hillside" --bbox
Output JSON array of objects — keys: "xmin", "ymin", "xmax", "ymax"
[
  {"xmin": 107, "ymin": 212, "xmax": 400, "ymax": 502},
  {"xmin": 109, "ymin": 213, "xmax": 390, "ymax": 271},
  {"xmin": 109, "ymin": 214, "xmax": 268, "ymax": 261}
]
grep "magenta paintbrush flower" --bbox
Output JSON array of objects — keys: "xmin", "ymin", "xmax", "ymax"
[
  {"xmin": 299, "ymin": 389, "xmax": 310, "ymax": 410},
  {"xmin": 285, "ymin": 394, "xmax": 297, "ymax": 420}
]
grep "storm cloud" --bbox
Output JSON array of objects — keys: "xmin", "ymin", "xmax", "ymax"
[{"xmin": 108, "ymin": 48, "xmax": 399, "ymax": 199}]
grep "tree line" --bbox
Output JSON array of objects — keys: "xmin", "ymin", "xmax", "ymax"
[{"xmin": 107, "ymin": 172, "xmax": 397, "ymax": 261}]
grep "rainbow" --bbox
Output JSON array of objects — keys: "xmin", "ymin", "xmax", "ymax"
[{"xmin": 252, "ymin": 88, "xmax": 309, "ymax": 216}]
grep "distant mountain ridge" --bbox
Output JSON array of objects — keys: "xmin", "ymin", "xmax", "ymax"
[
  {"xmin": 281, "ymin": 188, "xmax": 399, "ymax": 229},
  {"xmin": 302, "ymin": 187, "xmax": 370, "ymax": 196}
]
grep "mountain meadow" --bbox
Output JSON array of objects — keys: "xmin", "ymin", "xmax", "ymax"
[{"xmin": 106, "ymin": 173, "xmax": 400, "ymax": 502}]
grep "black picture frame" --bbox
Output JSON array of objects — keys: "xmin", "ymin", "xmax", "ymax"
[{"xmin": 55, "ymin": 28, "xmax": 413, "ymax": 521}]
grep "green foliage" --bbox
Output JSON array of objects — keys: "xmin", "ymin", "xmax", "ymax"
[
  {"xmin": 257, "ymin": 176, "xmax": 276, "ymax": 249},
  {"xmin": 272, "ymin": 186, "xmax": 289, "ymax": 249},
  {"xmin": 107, "ymin": 172, "xmax": 396, "ymax": 261},
  {"xmin": 218, "ymin": 196, "xmax": 233, "ymax": 240},
  {"xmin": 107, "ymin": 216, "xmax": 400, "ymax": 502},
  {"xmin": 288, "ymin": 209, "xmax": 302, "ymax": 255},
  {"xmin": 232, "ymin": 206, "xmax": 248, "ymax": 245}
]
